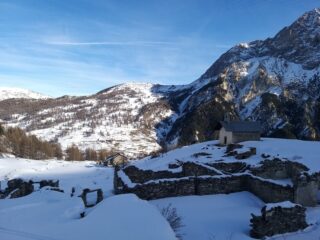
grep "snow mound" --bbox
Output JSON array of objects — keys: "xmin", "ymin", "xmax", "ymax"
[{"xmin": 0, "ymin": 192, "xmax": 177, "ymax": 240}]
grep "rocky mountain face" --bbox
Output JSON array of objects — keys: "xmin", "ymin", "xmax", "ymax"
[
  {"xmin": 166, "ymin": 8, "xmax": 320, "ymax": 145},
  {"xmin": 0, "ymin": 9, "xmax": 319, "ymax": 157}
]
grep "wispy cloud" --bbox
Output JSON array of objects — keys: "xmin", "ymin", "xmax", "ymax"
[
  {"xmin": 46, "ymin": 40, "xmax": 176, "ymax": 46},
  {"xmin": 0, "ymin": 1, "xmax": 239, "ymax": 97}
]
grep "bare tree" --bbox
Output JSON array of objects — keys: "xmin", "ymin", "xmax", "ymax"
[{"xmin": 161, "ymin": 204, "xmax": 184, "ymax": 240}]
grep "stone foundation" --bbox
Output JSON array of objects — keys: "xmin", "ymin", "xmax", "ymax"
[
  {"xmin": 114, "ymin": 158, "xmax": 319, "ymax": 206},
  {"xmin": 115, "ymin": 172, "xmax": 295, "ymax": 202},
  {"xmin": 0, "ymin": 178, "xmax": 60, "ymax": 199},
  {"xmin": 250, "ymin": 203, "xmax": 308, "ymax": 238},
  {"xmin": 122, "ymin": 162, "xmax": 220, "ymax": 184},
  {"xmin": 251, "ymin": 158, "xmax": 309, "ymax": 180}
]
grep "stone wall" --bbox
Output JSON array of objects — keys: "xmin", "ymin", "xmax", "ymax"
[
  {"xmin": 251, "ymin": 158, "xmax": 309, "ymax": 180},
  {"xmin": 250, "ymin": 204, "xmax": 308, "ymax": 238},
  {"xmin": 115, "ymin": 159, "xmax": 319, "ymax": 206},
  {"xmin": 232, "ymin": 132, "xmax": 260, "ymax": 143},
  {"xmin": 123, "ymin": 165, "xmax": 183, "ymax": 184},
  {"xmin": 196, "ymin": 175, "xmax": 245, "ymax": 195},
  {"xmin": 121, "ymin": 178, "xmax": 196, "ymax": 200},
  {"xmin": 115, "ymin": 172, "xmax": 295, "ymax": 203},
  {"xmin": 293, "ymin": 172, "xmax": 319, "ymax": 207},
  {"xmin": 80, "ymin": 188, "xmax": 103, "ymax": 207},
  {"xmin": 246, "ymin": 176, "xmax": 294, "ymax": 203},
  {"xmin": 122, "ymin": 162, "xmax": 220, "ymax": 184},
  {"xmin": 206, "ymin": 162, "xmax": 248, "ymax": 174}
]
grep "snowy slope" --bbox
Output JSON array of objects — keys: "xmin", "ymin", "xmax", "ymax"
[
  {"xmin": 1, "ymin": 83, "xmax": 181, "ymax": 157},
  {"xmin": 132, "ymin": 138, "xmax": 320, "ymax": 173},
  {"xmin": 166, "ymin": 8, "xmax": 320, "ymax": 145},
  {"xmin": 0, "ymin": 87, "xmax": 50, "ymax": 101}
]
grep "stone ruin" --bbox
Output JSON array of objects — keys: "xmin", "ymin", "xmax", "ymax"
[
  {"xmin": 114, "ymin": 152, "xmax": 319, "ymax": 237},
  {"xmin": 80, "ymin": 188, "xmax": 103, "ymax": 208},
  {"xmin": 0, "ymin": 178, "xmax": 60, "ymax": 199},
  {"xmin": 224, "ymin": 144, "xmax": 257, "ymax": 160},
  {"xmin": 114, "ymin": 157, "xmax": 319, "ymax": 207},
  {"xmin": 250, "ymin": 203, "xmax": 308, "ymax": 238},
  {"xmin": 113, "ymin": 142, "xmax": 320, "ymax": 237}
]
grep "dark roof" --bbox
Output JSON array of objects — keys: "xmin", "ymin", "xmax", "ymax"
[{"xmin": 220, "ymin": 121, "xmax": 261, "ymax": 133}]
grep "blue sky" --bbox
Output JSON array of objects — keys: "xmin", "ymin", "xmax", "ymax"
[{"xmin": 0, "ymin": 0, "xmax": 319, "ymax": 96}]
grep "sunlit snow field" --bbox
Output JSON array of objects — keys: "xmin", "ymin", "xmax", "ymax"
[{"xmin": 0, "ymin": 138, "xmax": 320, "ymax": 240}]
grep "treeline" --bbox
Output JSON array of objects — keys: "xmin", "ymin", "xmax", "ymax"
[
  {"xmin": 0, "ymin": 124, "xmax": 63, "ymax": 159},
  {"xmin": 65, "ymin": 145, "xmax": 114, "ymax": 161},
  {"xmin": 0, "ymin": 123, "xmax": 116, "ymax": 161}
]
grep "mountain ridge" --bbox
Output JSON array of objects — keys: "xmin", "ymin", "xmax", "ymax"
[
  {"xmin": 0, "ymin": 87, "xmax": 51, "ymax": 101},
  {"xmin": 1, "ymin": 8, "xmax": 319, "ymax": 157}
]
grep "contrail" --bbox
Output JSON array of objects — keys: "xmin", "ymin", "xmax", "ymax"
[{"xmin": 46, "ymin": 41, "xmax": 175, "ymax": 46}]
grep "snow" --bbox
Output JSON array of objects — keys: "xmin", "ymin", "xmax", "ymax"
[
  {"xmin": 0, "ymin": 158, "xmax": 114, "ymax": 197},
  {"xmin": 131, "ymin": 138, "xmax": 320, "ymax": 174},
  {"xmin": 1, "ymin": 137, "xmax": 320, "ymax": 239},
  {"xmin": 86, "ymin": 191, "xmax": 98, "ymax": 206},
  {"xmin": 0, "ymin": 158, "xmax": 176, "ymax": 240},
  {"xmin": 152, "ymin": 193, "xmax": 320, "ymax": 240},
  {"xmin": 0, "ymin": 192, "xmax": 176, "ymax": 240},
  {"xmin": 0, "ymin": 87, "xmax": 50, "ymax": 101},
  {"xmin": 265, "ymin": 201, "xmax": 298, "ymax": 211},
  {"xmin": 3, "ymin": 82, "xmax": 179, "ymax": 158},
  {"xmin": 152, "ymin": 192, "xmax": 264, "ymax": 240}
]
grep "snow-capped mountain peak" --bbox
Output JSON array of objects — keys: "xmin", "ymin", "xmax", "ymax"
[{"xmin": 0, "ymin": 87, "xmax": 50, "ymax": 101}]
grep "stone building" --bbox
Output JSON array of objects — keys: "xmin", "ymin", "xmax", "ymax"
[
  {"xmin": 218, "ymin": 121, "xmax": 261, "ymax": 145},
  {"xmin": 104, "ymin": 153, "xmax": 128, "ymax": 167}
]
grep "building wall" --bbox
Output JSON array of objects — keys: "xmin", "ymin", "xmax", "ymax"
[
  {"xmin": 219, "ymin": 127, "xmax": 233, "ymax": 145},
  {"xmin": 219, "ymin": 128, "xmax": 260, "ymax": 145},
  {"xmin": 233, "ymin": 132, "xmax": 260, "ymax": 143}
]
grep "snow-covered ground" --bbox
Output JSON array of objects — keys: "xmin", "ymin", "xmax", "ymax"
[
  {"xmin": 152, "ymin": 192, "xmax": 264, "ymax": 240},
  {"xmin": 1, "ymin": 137, "xmax": 320, "ymax": 240},
  {"xmin": 0, "ymin": 192, "xmax": 176, "ymax": 240},
  {"xmin": 132, "ymin": 138, "xmax": 320, "ymax": 173},
  {"xmin": 0, "ymin": 158, "xmax": 176, "ymax": 240},
  {"xmin": 0, "ymin": 158, "xmax": 114, "ymax": 197},
  {"xmin": 0, "ymin": 87, "xmax": 50, "ymax": 101},
  {"xmin": 152, "ymin": 193, "xmax": 320, "ymax": 240}
]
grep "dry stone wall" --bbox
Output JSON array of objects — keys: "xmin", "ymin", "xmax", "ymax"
[
  {"xmin": 250, "ymin": 204, "xmax": 308, "ymax": 238},
  {"xmin": 114, "ymin": 158, "xmax": 319, "ymax": 206}
]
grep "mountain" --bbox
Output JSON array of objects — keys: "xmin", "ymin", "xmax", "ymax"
[
  {"xmin": 0, "ymin": 83, "xmax": 180, "ymax": 157},
  {"xmin": 165, "ymin": 8, "xmax": 320, "ymax": 145},
  {"xmin": 0, "ymin": 9, "xmax": 319, "ymax": 157},
  {"xmin": 0, "ymin": 87, "xmax": 50, "ymax": 101}
]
